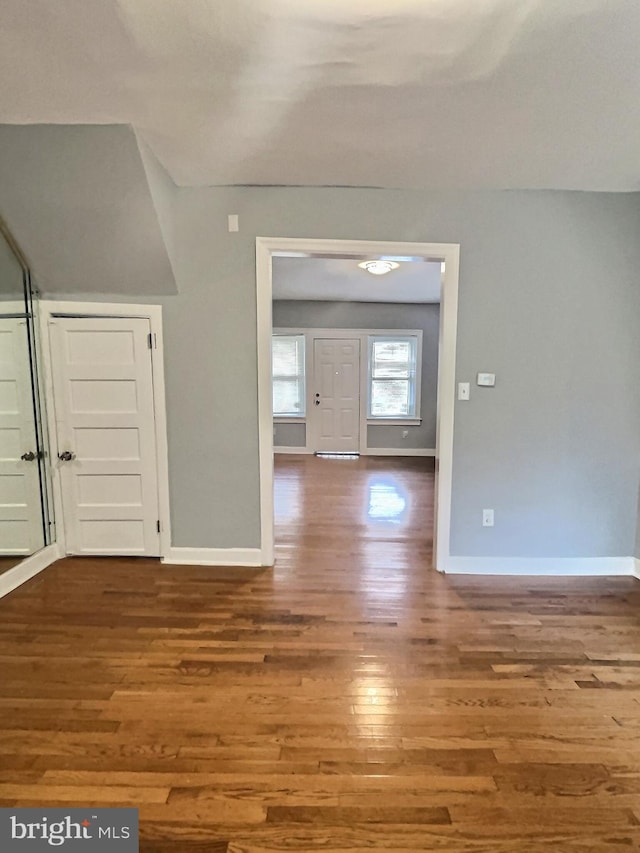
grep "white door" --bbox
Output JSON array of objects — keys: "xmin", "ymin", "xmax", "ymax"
[
  {"xmin": 311, "ymin": 338, "xmax": 360, "ymax": 453},
  {"xmin": 49, "ymin": 317, "xmax": 160, "ymax": 556},
  {"xmin": 0, "ymin": 318, "xmax": 44, "ymax": 555}
]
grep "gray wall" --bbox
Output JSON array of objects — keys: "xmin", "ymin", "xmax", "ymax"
[
  {"xmin": 0, "ymin": 229, "xmax": 23, "ymax": 301},
  {"xmin": 0, "ymin": 125, "xmax": 177, "ymax": 296},
  {"xmin": 274, "ymin": 421, "xmax": 306, "ymax": 448},
  {"xmin": 636, "ymin": 487, "xmax": 640, "ymax": 559},
  {"xmin": 272, "ymin": 300, "xmax": 440, "ymax": 450},
  {"xmin": 138, "ymin": 137, "xmax": 178, "ymax": 278},
  {"xmin": 44, "ymin": 187, "xmax": 640, "ymax": 559}
]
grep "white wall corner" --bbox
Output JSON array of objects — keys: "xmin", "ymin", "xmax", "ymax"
[
  {"xmin": 444, "ymin": 556, "xmax": 636, "ymax": 576},
  {"xmin": 162, "ymin": 547, "xmax": 267, "ymax": 567},
  {"xmin": 0, "ymin": 543, "xmax": 63, "ymax": 600},
  {"xmin": 633, "ymin": 558, "xmax": 640, "ymax": 580}
]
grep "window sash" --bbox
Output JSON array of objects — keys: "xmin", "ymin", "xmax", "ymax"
[
  {"xmin": 368, "ymin": 336, "xmax": 418, "ymax": 419},
  {"xmin": 272, "ymin": 334, "xmax": 305, "ymax": 417},
  {"xmin": 370, "ymin": 378, "xmax": 411, "ymax": 417}
]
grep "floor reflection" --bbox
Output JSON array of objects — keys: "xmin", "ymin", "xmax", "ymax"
[
  {"xmin": 273, "ymin": 455, "xmax": 435, "ymax": 586},
  {"xmin": 367, "ymin": 476, "xmax": 407, "ymax": 523}
]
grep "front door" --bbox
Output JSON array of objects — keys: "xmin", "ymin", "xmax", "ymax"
[
  {"xmin": 0, "ymin": 318, "xmax": 44, "ymax": 555},
  {"xmin": 311, "ymin": 338, "xmax": 360, "ymax": 453},
  {"xmin": 49, "ymin": 316, "xmax": 160, "ymax": 556}
]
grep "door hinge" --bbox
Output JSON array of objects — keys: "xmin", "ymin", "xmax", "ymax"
[
  {"xmin": 147, "ymin": 332, "xmax": 153, "ymax": 349},
  {"xmin": 156, "ymin": 520, "xmax": 161, "ymax": 533}
]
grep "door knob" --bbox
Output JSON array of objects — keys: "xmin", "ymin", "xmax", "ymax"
[
  {"xmin": 58, "ymin": 451, "xmax": 76, "ymax": 462},
  {"xmin": 20, "ymin": 451, "xmax": 36, "ymax": 462}
]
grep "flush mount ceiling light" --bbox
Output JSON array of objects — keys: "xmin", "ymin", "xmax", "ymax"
[{"xmin": 358, "ymin": 260, "xmax": 400, "ymax": 276}]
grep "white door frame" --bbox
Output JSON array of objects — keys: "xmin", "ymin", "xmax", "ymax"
[
  {"xmin": 39, "ymin": 301, "xmax": 172, "ymax": 560},
  {"xmin": 256, "ymin": 237, "xmax": 460, "ymax": 572}
]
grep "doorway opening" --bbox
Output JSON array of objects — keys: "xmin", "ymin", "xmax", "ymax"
[{"xmin": 256, "ymin": 238, "xmax": 460, "ymax": 573}]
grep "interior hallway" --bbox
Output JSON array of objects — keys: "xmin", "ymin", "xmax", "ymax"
[{"xmin": 0, "ymin": 456, "xmax": 639, "ymax": 850}]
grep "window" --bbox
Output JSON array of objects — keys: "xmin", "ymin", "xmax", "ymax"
[
  {"xmin": 368, "ymin": 335, "xmax": 419, "ymax": 419},
  {"xmin": 272, "ymin": 334, "xmax": 305, "ymax": 417}
]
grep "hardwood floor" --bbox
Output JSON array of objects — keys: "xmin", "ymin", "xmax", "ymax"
[
  {"xmin": 0, "ymin": 556, "xmax": 25, "ymax": 576},
  {"xmin": 1, "ymin": 454, "xmax": 640, "ymax": 850}
]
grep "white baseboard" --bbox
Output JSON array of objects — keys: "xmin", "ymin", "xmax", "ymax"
[
  {"xmin": 445, "ymin": 556, "xmax": 635, "ymax": 576},
  {"xmin": 274, "ymin": 447, "xmax": 436, "ymax": 457},
  {"xmin": 634, "ymin": 559, "xmax": 640, "ymax": 580},
  {"xmin": 364, "ymin": 448, "xmax": 436, "ymax": 457},
  {"xmin": 0, "ymin": 543, "xmax": 63, "ymax": 599},
  {"xmin": 162, "ymin": 547, "xmax": 265, "ymax": 567}
]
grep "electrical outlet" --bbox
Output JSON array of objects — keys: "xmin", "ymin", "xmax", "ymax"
[
  {"xmin": 482, "ymin": 508, "xmax": 494, "ymax": 527},
  {"xmin": 402, "ymin": 429, "xmax": 409, "ymax": 439}
]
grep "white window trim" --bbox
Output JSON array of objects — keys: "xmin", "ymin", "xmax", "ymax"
[
  {"xmin": 367, "ymin": 333, "xmax": 422, "ymax": 422},
  {"xmin": 367, "ymin": 418, "xmax": 422, "ymax": 426}
]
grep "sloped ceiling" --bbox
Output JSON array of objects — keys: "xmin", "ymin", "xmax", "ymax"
[
  {"xmin": 1, "ymin": 1, "xmax": 640, "ymax": 190},
  {"xmin": 0, "ymin": 125, "xmax": 177, "ymax": 294},
  {"xmin": 273, "ymin": 257, "xmax": 442, "ymax": 303}
]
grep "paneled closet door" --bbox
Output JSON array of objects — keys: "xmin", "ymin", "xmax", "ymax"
[{"xmin": 49, "ymin": 316, "xmax": 160, "ymax": 556}]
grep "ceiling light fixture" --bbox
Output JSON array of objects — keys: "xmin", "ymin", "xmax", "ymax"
[{"xmin": 358, "ymin": 260, "xmax": 400, "ymax": 276}]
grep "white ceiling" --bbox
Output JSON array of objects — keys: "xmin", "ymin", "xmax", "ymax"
[
  {"xmin": 1, "ymin": 1, "xmax": 640, "ymax": 191},
  {"xmin": 273, "ymin": 257, "xmax": 441, "ymax": 303}
]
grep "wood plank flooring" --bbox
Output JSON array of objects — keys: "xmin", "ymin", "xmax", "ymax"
[
  {"xmin": 0, "ymin": 556, "xmax": 25, "ymax": 576},
  {"xmin": 1, "ymin": 455, "xmax": 640, "ymax": 850}
]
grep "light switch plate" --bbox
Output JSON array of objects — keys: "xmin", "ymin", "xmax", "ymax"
[
  {"xmin": 458, "ymin": 382, "xmax": 470, "ymax": 401},
  {"xmin": 482, "ymin": 508, "xmax": 494, "ymax": 527},
  {"xmin": 477, "ymin": 372, "xmax": 496, "ymax": 387}
]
